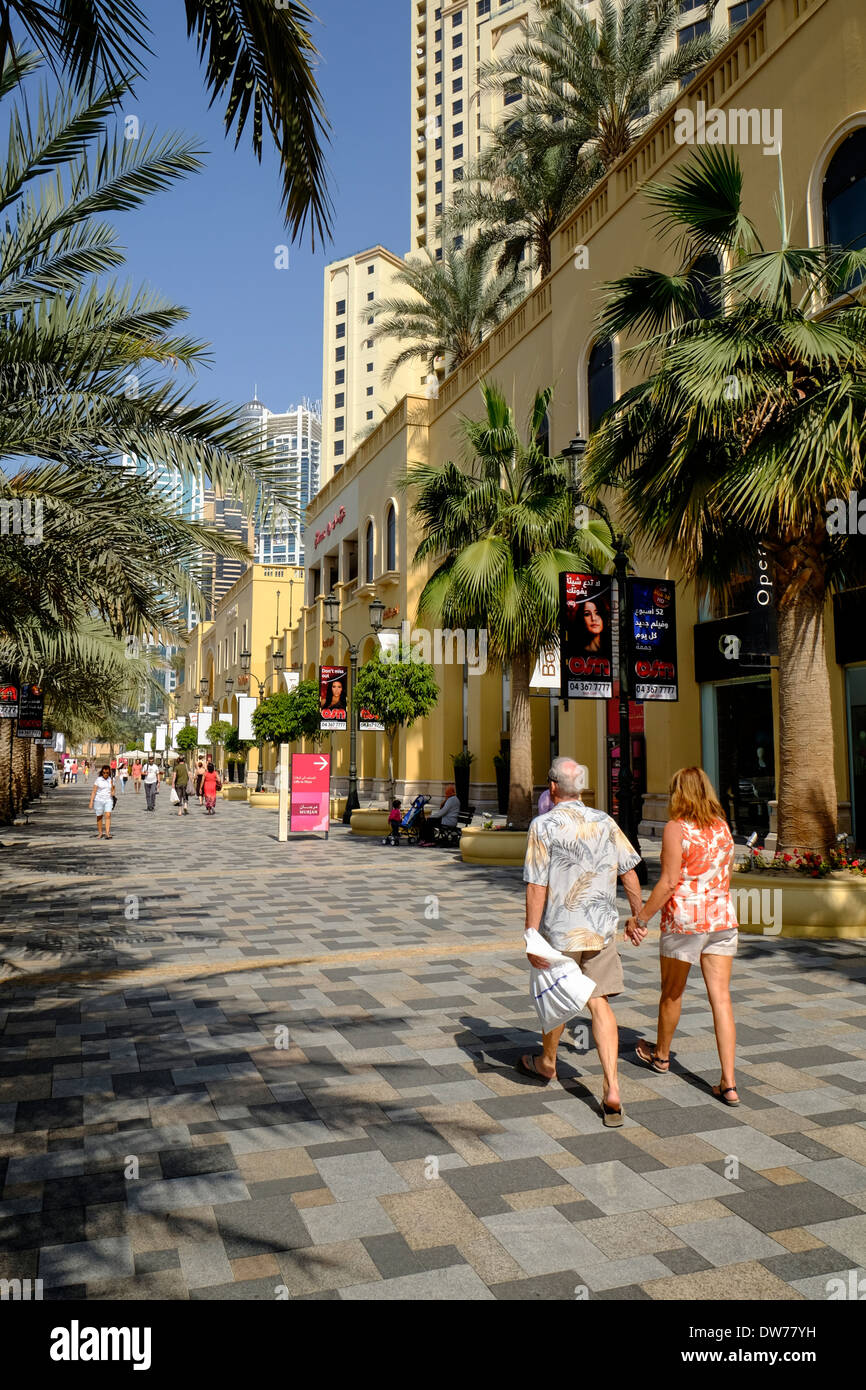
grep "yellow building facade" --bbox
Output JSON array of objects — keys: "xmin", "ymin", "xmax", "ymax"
[{"xmin": 293, "ymin": 0, "xmax": 865, "ymax": 837}]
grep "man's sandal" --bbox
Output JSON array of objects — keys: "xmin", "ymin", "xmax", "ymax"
[
  {"xmin": 635, "ymin": 1041, "xmax": 670, "ymax": 1074},
  {"xmin": 601, "ymin": 1100, "xmax": 625, "ymax": 1128},
  {"xmin": 516, "ymin": 1055, "xmax": 555, "ymax": 1085}
]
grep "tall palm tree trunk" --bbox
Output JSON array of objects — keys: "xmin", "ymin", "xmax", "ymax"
[
  {"xmin": 508, "ymin": 650, "xmax": 534, "ymax": 829},
  {"xmin": 11, "ymin": 728, "xmax": 27, "ymax": 814},
  {"xmin": 775, "ymin": 564, "xmax": 837, "ymax": 856},
  {"xmin": 0, "ymin": 719, "xmax": 12, "ymax": 823}
]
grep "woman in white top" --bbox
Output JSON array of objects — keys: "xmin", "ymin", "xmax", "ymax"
[{"xmin": 88, "ymin": 765, "xmax": 115, "ymax": 839}]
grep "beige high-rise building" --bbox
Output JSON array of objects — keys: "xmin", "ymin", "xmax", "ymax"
[
  {"xmin": 410, "ymin": 0, "xmax": 746, "ymax": 258},
  {"xmin": 321, "ymin": 246, "xmax": 422, "ymax": 487}
]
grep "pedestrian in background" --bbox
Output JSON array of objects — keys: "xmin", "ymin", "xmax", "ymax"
[
  {"xmin": 132, "ymin": 758, "xmax": 143, "ymax": 793},
  {"xmin": 629, "ymin": 766, "xmax": 740, "ymax": 1106},
  {"xmin": 194, "ymin": 755, "xmax": 207, "ymax": 806},
  {"xmin": 201, "ymin": 761, "xmax": 221, "ymax": 815},
  {"xmin": 172, "ymin": 757, "xmax": 190, "ymax": 816},
  {"xmin": 88, "ymin": 765, "xmax": 115, "ymax": 839},
  {"xmin": 382, "ymin": 798, "xmax": 403, "ymax": 845},
  {"xmin": 143, "ymin": 757, "xmax": 159, "ymax": 811}
]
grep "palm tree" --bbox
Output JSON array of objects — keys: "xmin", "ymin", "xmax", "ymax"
[
  {"xmin": 367, "ymin": 242, "xmax": 522, "ymax": 385},
  {"xmin": 583, "ymin": 145, "xmax": 866, "ymax": 857},
  {"xmin": 447, "ymin": 116, "xmax": 600, "ymax": 280},
  {"xmin": 405, "ymin": 381, "xmax": 612, "ymax": 828},
  {"xmin": 481, "ymin": 0, "xmax": 721, "ymax": 172},
  {"xmin": 0, "ymin": 0, "xmax": 331, "ymax": 244}
]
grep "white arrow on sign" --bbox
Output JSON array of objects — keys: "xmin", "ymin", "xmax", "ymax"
[{"xmin": 315, "ymin": 756, "xmax": 328, "ymax": 771}]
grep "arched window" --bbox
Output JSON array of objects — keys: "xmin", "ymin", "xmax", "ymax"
[
  {"xmin": 587, "ymin": 340, "xmax": 614, "ymax": 434},
  {"xmin": 365, "ymin": 521, "xmax": 374, "ymax": 583},
  {"xmin": 824, "ymin": 127, "xmax": 866, "ymax": 291},
  {"xmin": 688, "ymin": 252, "xmax": 723, "ymax": 319},
  {"xmin": 386, "ymin": 504, "xmax": 396, "ymax": 572}
]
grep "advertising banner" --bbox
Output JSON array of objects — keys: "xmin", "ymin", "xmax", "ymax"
[
  {"xmin": 627, "ymin": 577, "xmax": 678, "ymax": 702},
  {"xmin": 236, "ymin": 695, "xmax": 257, "ymax": 742},
  {"xmin": 197, "ymin": 707, "xmax": 213, "ymax": 742},
  {"xmin": 282, "ymin": 670, "xmax": 300, "ymax": 694},
  {"xmin": 559, "ymin": 573, "xmax": 614, "ymax": 700},
  {"xmin": 359, "ymin": 705, "xmax": 384, "ymax": 732},
  {"xmin": 0, "ymin": 680, "xmax": 19, "ymax": 719},
  {"xmin": 16, "ymin": 683, "xmax": 44, "ymax": 737},
  {"xmin": 290, "ymin": 752, "xmax": 330, "ymax": 834},
  {"xmin": 319, "ymin": 665, "xmax": 348, "ymax": 732},
  {"xmin": 155, "ymin": 724, "xmax": 167, "ymax": 752}
]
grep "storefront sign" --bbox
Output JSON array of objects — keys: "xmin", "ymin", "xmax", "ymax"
[
  {"xmin": 319, "ymin": 665, "xmax": 348, "ymax": 732},
  {"xmin": 290, "ymin": 752, "xmax": 330, "ymax": 834},
  {"xmin": 16, "ymin": 683, "xmax": 44, "ymax": 737},
  {"xmin": 359, "ymin": 705, "xmax": 384, "ymax": 732},
  {"xmin": 531, "ymin": 640, "xmax": 560, "ymax": 692},
  {"xmin": 742, "ymin": 544, "xmax": 777, "ymax": 666},
  {"xmin": 694, "ymin": 612, "xmax": 772, "ymax": 683},
  {"xmin": 0, "ymin": 681, "xmax": 19, "ymax": 718},
  {"xmin": 627, "ymin": 578, "xmax": 678, "ymax": 701},
  {"xmin": 314, "ymin": 505, "xmax": 346, "ymax": 550},
  {"xmin": 559, "ymin": 573, "xmax": 614, "ymax": 700}
]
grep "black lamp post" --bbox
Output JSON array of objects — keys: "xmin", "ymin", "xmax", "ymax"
[
  {"xmin": 561, "ymin": 435, "xmax": 647, "ymax": 885},
  {"xmin": 324, "ymin": 593, "xmax": 387, "ymax": 823}
]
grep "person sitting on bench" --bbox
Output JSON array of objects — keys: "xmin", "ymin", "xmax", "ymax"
[{"xmin": 418, "ymin": 784, "xmax": 461, "ymax": 843}]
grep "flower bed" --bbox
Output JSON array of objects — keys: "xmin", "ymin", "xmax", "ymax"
[
  {"xmin": 460, "ymin": 826, "xmax": 528, "ymax": 867},
  {"xmin": 732, "ymin": 845, "xmax": 866, "ymax": 937}
]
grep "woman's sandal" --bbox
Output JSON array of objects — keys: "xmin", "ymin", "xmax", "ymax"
[
  {"xmin": 635, "ymin": 1041, "xmax": 670, "ymax": 1074},
  {"xmin": 712, "ymin": 1084, "xmax": 740, "ymax": 1107},
  {"xmin": 601, "ymin": 1100, "xmax": 625, "ymax": 1128}
]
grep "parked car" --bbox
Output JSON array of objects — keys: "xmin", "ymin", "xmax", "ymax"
[{"xmin": 43, "ymin": 760, "xmax": 58, "ymax": 788}]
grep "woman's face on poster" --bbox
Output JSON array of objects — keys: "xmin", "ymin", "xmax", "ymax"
[{"xmin": 582, "ymin": 601, "xmax": 604, "ymax": 637}]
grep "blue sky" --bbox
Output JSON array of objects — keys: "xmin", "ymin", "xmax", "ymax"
[{"xmin": 110, "ymin": 0, "xmax": 410, "ymax": 414}]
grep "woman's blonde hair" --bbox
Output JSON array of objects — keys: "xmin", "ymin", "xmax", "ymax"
[{"xmin": 669, "ymin": 767, "xmax": 726, "ymax": 829}]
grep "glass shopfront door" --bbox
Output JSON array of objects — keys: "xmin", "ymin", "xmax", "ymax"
[{"xmin": 715, "ymin": 680, "xmax": 776, "ymax": 839}]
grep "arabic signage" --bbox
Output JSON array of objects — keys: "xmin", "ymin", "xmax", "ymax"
[
  {"xmin": 290, "ymin": 752, "xmax": 330, "ymax": 834},
  {"xmin": 559, "ymin": 573, "xmax": 614, "ymax": 700},
  {"xmin": 319, "ymin": 665, "xmax": 348, "ymax": 732},
  {"xmin": 16, "ymin": 683, "xmax": 44, "ymax": 737},
  {"xmin": 0, "ymin": 681, "xmax": 20, "ymax": 719},
  {"xmin": 627, "ymin": 578, "xmax": 678, "ymax": 702}
]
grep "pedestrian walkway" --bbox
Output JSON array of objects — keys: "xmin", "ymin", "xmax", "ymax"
[{"xmin": 1, "ymin": 784, "xmax": 865, "ymax": 1300}]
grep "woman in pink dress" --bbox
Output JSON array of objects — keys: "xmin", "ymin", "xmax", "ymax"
[{"xmin": 628, "ymin": 767, "xmax": 740, "ymax": 1105}]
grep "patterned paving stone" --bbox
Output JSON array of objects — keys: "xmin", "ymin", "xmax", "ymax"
[{"xmin": 1, "ymin": 786, "xmax": 865, "ymax": 1299}]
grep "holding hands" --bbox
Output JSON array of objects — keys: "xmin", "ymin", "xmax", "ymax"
[{"xmin": 624, "ymin": 915, "xmax": 649, "ymax": 946}]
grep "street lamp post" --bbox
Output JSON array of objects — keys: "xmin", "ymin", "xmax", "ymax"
[
  {"xmin": 323, "ymin": 594, "xmax": 387, "ymax": 824},
  {"xmin": 562, "ymin": 436, "xmax": 648, "ymax": 885},
  {"xmin": 240, "ymin": 648, "xmax": 285, "ymax": 792}
]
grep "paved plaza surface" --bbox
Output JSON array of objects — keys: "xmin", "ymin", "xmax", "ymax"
[{"xmin": 1, "ymin": 784, "xmax": 866, "ymax": 1301}]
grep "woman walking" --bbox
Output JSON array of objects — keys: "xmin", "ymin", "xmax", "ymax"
[
  {"xmin": 194, "ymin": 755, "xmax": 207, "ymax": 806},
  {"xmin": 132, "ymin": 758, "xmax": 143, "ymax": 793},
  {"xmin": 172, "ymin": 757, "xmax": 190, "ymax": 816},
  {"xmin": 88, "ymin": 765, "xmax": 115, "ymax": 840},
  {"xmin": 201, "ymin": 761, "xmax": 222, "ymax": 815},
  {"xmin": 628, "ymin": 767, "xmax": 740, "ymax": 1106}
]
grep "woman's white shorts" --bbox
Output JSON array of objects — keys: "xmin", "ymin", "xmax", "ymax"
[{"xmin": 659, "ymin": 926, "xmax": 738, "ymax": 964}]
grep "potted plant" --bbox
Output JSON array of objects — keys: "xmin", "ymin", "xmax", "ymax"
[{"xmin": 452, "ymin": 749, "xmax": 475, "ymax": 811}]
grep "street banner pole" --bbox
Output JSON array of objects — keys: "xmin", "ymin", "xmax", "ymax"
[{"xmin": 278, "ymin": 742, "xmax": 289, "ymax": 842}]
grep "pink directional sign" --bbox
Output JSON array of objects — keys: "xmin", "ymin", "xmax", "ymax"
[{"xmin": 290, "ymin": 753, "xmax": 330, "ymax": 834}]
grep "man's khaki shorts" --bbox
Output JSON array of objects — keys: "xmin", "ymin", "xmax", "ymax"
[{"xmin": 564, "ymin": 938, "xmax": 623, "ymax": 999}]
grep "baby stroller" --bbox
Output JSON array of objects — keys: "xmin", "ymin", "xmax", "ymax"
[{"xmin": 399, "ymin": 794, "xmax": 431, "ymax": 845}]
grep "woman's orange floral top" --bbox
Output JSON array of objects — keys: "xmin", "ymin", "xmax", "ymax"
[{"xmin": 661, "ymin": 818, "xmax": 738, "ymax": 934}]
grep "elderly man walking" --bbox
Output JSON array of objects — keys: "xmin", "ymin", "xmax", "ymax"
[{"xmin": 521, "ymin": 756, "xmax": 644, "ymax": 1125}]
